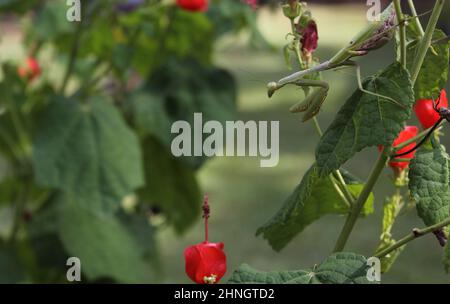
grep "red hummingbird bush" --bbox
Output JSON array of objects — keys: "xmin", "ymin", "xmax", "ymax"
[
  {"xmin": 228, "ymin": 0, "xmax": 450, "ymax": 284},
  {"xmin": 184, "ymin": 195, "xmax": 227, "ymax": 284},
  {"xmin": 414, "ymin": 89, "xmax": 448, "ymax": 129},
  {"xmin": 17, "ymin": 56, "xmax": 41, "ymax": 82},
  {"xmin": 176, "ymin": 0, "xmax": 208, "ymax": 12}
]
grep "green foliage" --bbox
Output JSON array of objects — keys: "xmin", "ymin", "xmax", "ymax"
[
  {"xmin": 256, "ymin": 165, "xmax": 374, "ymax": 251},
  {"xmin": 229, "ymin": 252, "xmax": 374, "ymax": 284},
  {"xmin": 32, "ymin": 96, "xmax": 144, "ymax": 215},
  {"xmin": 0, "ymin": 244, "xmax": 26, "ymax": 283},
  {"xmin": 375, "ymin": 195, "xmax": 405, "ymax": 273},
  {"xmin": 315, "ymin": 62, "xmax": 414, "ymax": 177},
  {"xmin": 139, "ymin": 137, "xmax": 201, "ymax": 233},
  {"xmin": 409, "ymin": 138, "xmax": 450, "ymax": 226},
  {"xmin": 405, "ymin": 29, "xmax": 450, "ymax": 100},
  {"xmin": 129, "ymin": 59, "xmax": 236, "ymax": 168},
  {"xmin": 0, "ymin": 0, "xmax": 249, "ymax": 283},
  {"xmin": 58, "ymin": 196, "xmax": 154, "ymax": 283}
]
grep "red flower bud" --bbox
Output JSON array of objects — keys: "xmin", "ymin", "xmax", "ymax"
[
  {"xmin": 379, "ymin": 126, "xmax": 419, "ymax": 171},
  {"xmin": 184, "ymin": 195, "xmax": 227, "ymax": 284},
  {"xmin": 176, "ymin": 0, "xmax": 208, "ymax": 12},
  {"xmin": 18, "ymin": 56, "xmax": 41, "ymax": 82},
  {"xmin": 245, "ymin": 0, "xmax": 258, "ymax": 10},
  {"xmin": 414, "ymin": 90, "xmax": 448, "ymax": 129},
  {"xmin": 299, "ymin": 20, "xmax": 318, "ymax": 55}
]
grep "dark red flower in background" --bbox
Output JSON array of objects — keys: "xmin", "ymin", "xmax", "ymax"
[
  {"xmin": 300, "ymin": 20, "xmax": 318, "ymax": 55},
  {"xmin": 176, "ymin": 0, "xmax": 208, "ymax": 12},
  {"xmin": 383, "ymin": 126, "xmax": 419, "ymax": 171},
  {"xmin": 18, "ymin": 56, "xmax": 41, "ymax": 82},
  {"xmin": 184, "ymin": 195, "xmax": 226, "ymax": 284},
  {"xmin": 245, "ymin": 0, "xmax": 258, "ymax": 10},
  {"xmin": 414, "ymin": 90, "xmax": 448, "ymax": 129}
]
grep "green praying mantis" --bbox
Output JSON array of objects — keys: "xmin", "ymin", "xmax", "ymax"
[{"xmin": 268, "ymin": 3, "xmax": 419, "ymax": 122}]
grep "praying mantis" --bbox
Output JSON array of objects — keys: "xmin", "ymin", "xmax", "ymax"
[{"xmin": 268, "ymin": 3, "xmax": 424, "ymax": 122}]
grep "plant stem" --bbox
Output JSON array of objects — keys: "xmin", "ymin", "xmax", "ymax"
[
  {"xmin": 333, "ymin": 150, "xmax": 389, "ymax": 252},
  {"xmin": 410, "ymin": 0, "xmax": 445, "ymax": 84},
  {"xmin": 394, "ymin": 0, "xmax": 407, "ymax": 68},
  {"xmin": 375, "ymin": 217, "xmax": 450, "ymax": 258},
  {"xmin": 407, "ymin": 0, "xmax": 425, "ymax": 37},
  {"xmin": 288, "ymin": 16, "xmax": 355, "ymax": 208},
  {"xmin": 9, "ymin": 180, "xmax": 31, "ymax": 244},
  {"xmin": 60, "ymin": 20, "xmax": 83, "ymax": 95}
]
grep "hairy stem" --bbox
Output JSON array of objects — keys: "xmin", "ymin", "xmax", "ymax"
[
  {"xmin": 394, "ymin": 0, "xmax": 407, "ymax": 68},
  {"xmin": 410, "ymin": 0, "xmax": 446, "ymax": 84},
  {"xmin": 60, "ymin": 20, "xmax": 83, "ymax": 95},
  {"xmin": 375, "ymin": 217, "xmax": 450, "ymax": 258},
  {"xmin": 407, "ymin": 0, "xmax": 425, "ymax": 36},
  {"xmin": 333, "ymin": 150, "xmax": 389, "ymax": 252}
]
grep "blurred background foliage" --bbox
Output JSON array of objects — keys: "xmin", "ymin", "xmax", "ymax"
[{"xmin": 0, "ymin": 0, "xmax": 449, "ymax": 283}]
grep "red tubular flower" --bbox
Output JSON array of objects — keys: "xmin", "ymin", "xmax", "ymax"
[
  {"xmin": 18, "ymin": 56, "xmax": 41, "ymax": 82},
  {"xmin": 245, "ymin": 0, "xmax": 258, "ymax": 10},
  {"xmin": 384, "ymin": 126, "xmax": 419, "ymax": 171},
  {"xmin": 414, "ymin": 90, "xmax": 448, "ymax": 129},
  {"xmin": 176, "ymin": 0, "xmax": 208, "ymax": 12},
  {"xmin": 184, "ymin": 195, "xmax": 226, "ymax": 284},
  {"xmin": 300, "ymin": 20, "xmax": 318, "ymax": 55}
]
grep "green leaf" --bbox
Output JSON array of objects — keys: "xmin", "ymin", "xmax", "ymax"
[
  {"xmin": 139, "ymin": 137, "xmax": 201, "ymax": 233},
  {"xmin": 0, "ymin": 245, "xmax": 26, "ymax": 283},
  {"xmin": 408, "ymin": 138, "xmax": 450, "ymax": 226},
  {"xmin": 228, "ymin": 264, "xmax": 311, "ymax": 284},
  {"xmin": 256, "ymin": 165, "xmax": 374, "ymax": 251},
  {"xmin": 32, "ymin": 96, "xmax": 144, "ymax": 215},
  {"xmin": 315, "ymin": 62, "xmax": 414, "ymax": 177},
  {"xmin": 58, "ymin": 195, "xmax": 153, "ymax": 283},
  {"xmin": 229, "ymin": 252, "xmax": 373, "ymax": 284},
  {"xmin": 406, "ymin": 29, "xmax": 449, "ymax": 100},
  {"xmin": 375, "ymin": 196, "xmax": 405, "ymax": 273},
  {"xmin": 133, "ymin": 60, "xmax": 236, "ymax": 168}
]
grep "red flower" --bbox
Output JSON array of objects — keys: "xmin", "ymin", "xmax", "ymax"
[
  {"xmin": 176, "ymin": 0, "xmax": 208, "ymax": 12},
  {"xmin": 300, "ymin": 20, "xmax": 318, "ymax": 55},
  {"xmin": 381, "ymin": 126, "xmax": 419, "ymax": 171},
  {"xmin": 245, "ymin": 0, "xmax": 258, "ymax": 10},
  {"xmin": 414, "ymin": 90, "xmax": 448, "ymax": 129},
  {"xmin": 184, "ymin": 195, "xmax": 226, "ymax": 284},
  {"xmin": 18, "ymin": 56, "xmax": 41, "ymax": 82}
]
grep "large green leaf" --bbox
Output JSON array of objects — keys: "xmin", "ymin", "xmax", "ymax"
[
  {"xmin": 58, "ymin": 195, "xmax": 153, "ymax": 283},
  {"xmin": 229, "ymin": 252, "xmax": 373, "ymax": 284},
  {"xmin": 315, "ymin": 62, "xmax": 414, "ymax": 177},
  {"xmin": 33, "ymin": 96, "xmax": 144, "ymax": 214},
  {"xmin": 406, "ymin": 29, "xmax": 450, "ymax": 100},
  {"xmin": 408, "ymin": 138, "xmax": 450, "ymax": 226},
  {"xmin": 139, "ymin": 137, "xmax": 201, "ymax": 233},
  {"xmin": 0, "ymin": 244, "xmax": 26, "ymax": 283},
  {"xmin": 256, "ymin": 165, "xmax": 374, "ymax": 251},
  {"xmin": 130, "ymin": 60, "xmax": 236, "ymax": 169}
]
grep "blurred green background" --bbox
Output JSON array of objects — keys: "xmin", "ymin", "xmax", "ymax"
[
  {"xmin": 0, "ymin": 1, "xmax": 449, "ymax": 284},
  {"xmin": 159, "ymin": 4, "xmax": 450, "ymax": 283}
]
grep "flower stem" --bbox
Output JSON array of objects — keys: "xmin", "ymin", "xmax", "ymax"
[
  {"xmin": 410, "ymin": 0, "xmax": 446, "ymax": 84},
  {"xmin": 375, "ymin": 217, "xmax": 450, "ymax": 258},
  {"xmin": 394, "ymin": 0, "xmax": 407, "ymax": 68},
  {"xmin": 202, "ymin": 194, "xmax": 210, "ymax": 243},
  {"xmin": 60, "ymin": 20, "xmax": 83, "ymax": 95},
  {"xmin": 333, "ymin": 150, "xmax": 389, "ymax": 252}
]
